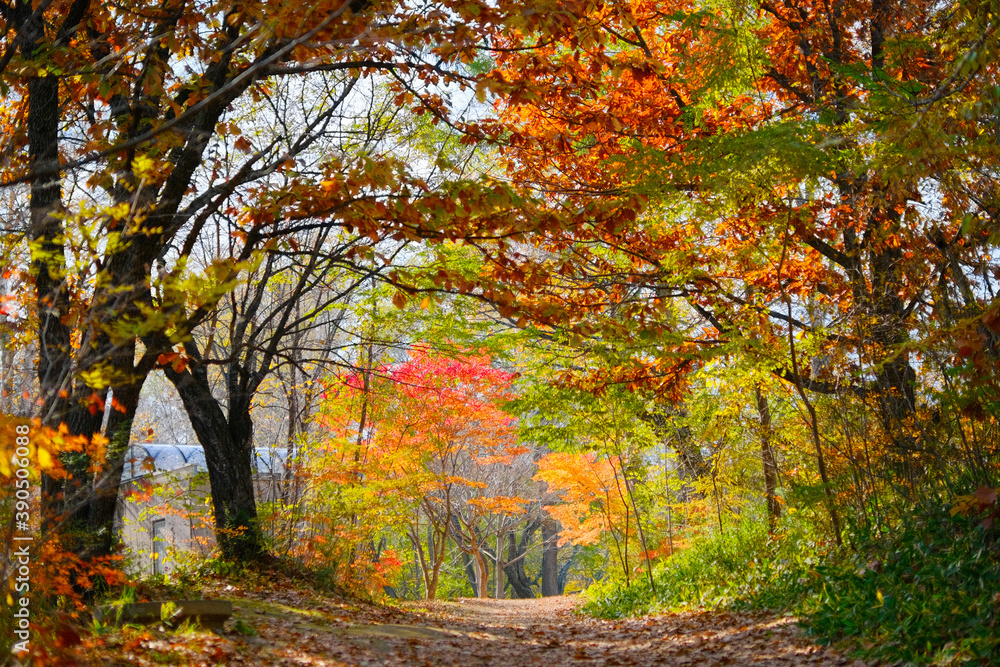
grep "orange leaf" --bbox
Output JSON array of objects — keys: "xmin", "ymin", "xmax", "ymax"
[
  {"xmin": 157, "ymin": 352, "xmax": 179, "ymax": 366},
  {"xmin": 85, "ymin": 392, "xmax": 105, "ymax": 416}
]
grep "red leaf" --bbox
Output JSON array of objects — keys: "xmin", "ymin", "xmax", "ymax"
[{"xmin": 54, "ymin": 625, "xmax": 81, "ymax": 648}]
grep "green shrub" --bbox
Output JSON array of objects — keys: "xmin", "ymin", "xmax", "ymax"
[
  {"xmin": 581, "ymin": 503, "xmax": 1000, "ymax": 665},
  {"xmin": 582, "ymin": 513, "xmax": 825, "ymax": 618},
  {"xmin": 802, "ymin": 505, "xmax": 1000, "ymax": 665}
]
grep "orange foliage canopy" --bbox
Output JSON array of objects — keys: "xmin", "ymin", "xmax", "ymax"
[
  {"xmin": 535, "ymin": 451, "xmax": 633, "ymax": 548},
  {"xmin": 468, "ymin": 0, "xmax": 1000, "ymax": 421}
]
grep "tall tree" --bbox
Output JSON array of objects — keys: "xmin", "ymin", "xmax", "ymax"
[
  {"xmin": 2, "ymin": 0, "xmax": 570, "ymax": 558},
  {"xmin": 476, "ymin": 0, "xmax": 1000, "ymax": 492}
]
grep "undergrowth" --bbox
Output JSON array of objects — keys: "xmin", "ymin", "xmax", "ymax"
[
  {"xmin": 582, "ymin": 513, "xmax": 824, "ymax": 619},
  {"xmin": 803, "ymin": 508, "xmax": 1000, "ymax": 665},
  {"xmin": 581, "ymin": 504, "xmax": 1000, "ymax": 666}
]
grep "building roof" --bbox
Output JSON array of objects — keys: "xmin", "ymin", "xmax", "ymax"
[{"xmin": 122, "ymin": 443, "xmax": 287, "ymax": 481}]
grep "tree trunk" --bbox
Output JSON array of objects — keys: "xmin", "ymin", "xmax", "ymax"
[
  {"xmin": 411, "ymin": 516, "xmax": 447, "ymax": 600},
  {"xmin": 541, "ymin": 518, "xmax": 560, "ymax": 597},
  {"xmin": 165, "ymin": 364, "xmax": 266, "ymax": 562},
  {"xmin": 619, "ymin": 460, "xmax": 656, "ymax": 596},
  {"xmin": 84, "ymin": 375, "xmax": 144, "ymax": 557},
  {"xmin": 494, "ymin": 532, "xmax": 504, "ymax": 599},
  {"xmin": 28, "ymin": 69, "xmax": 75, "ymax": 531},
  {"xmin": 503, "ymin": 521, "xmax": 538, "ymax": 599},
  {"xmin": 407, "ymin": 522, "xmax": 435, "ymax": 599},
  {"xmin": 557, "ymin": 545, "xmax": 578, "ymax": 594},
  {"xmin": 836, "ymin": 183, "xmax": 918, "ymax": 478},
  {"xmin": 474, "ymin": 549, "xmax": 488, "ymax": 599},
  {"xmin": 460, "ymin": 551, "xmax": 479, "ymax": 597},
  {"xmin": 787, "ymin": 302, "xmax": 843, "ymax": 546},
  {"xmin": 755, "ymin": 385, "xmax": 781, "ymax": 530}
]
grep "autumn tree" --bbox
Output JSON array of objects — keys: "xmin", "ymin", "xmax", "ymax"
[
  {"xmin": 521, "ymin": 374, "xmax": 661, "ymax": 589},
  {"xmin": 316, "ymin": 346, "xmax": 532, "ymax": 598},
  {"xmin": 1, "ymin": 0, "xmax": 580, "ymax": 560},
  {"xmin": 474, "ymin": 0, "xmax": 1000, "ymax": 507}
]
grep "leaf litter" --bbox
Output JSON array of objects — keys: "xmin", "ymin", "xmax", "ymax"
[{"xmin": 67, "ymin": 574, "xmax": 872, "ymax": 666}]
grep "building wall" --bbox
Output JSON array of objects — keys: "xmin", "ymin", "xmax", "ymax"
[
  {"xmin": 116, "ymin": 467, "xmax": 285, "ymax": 576},
  {"xmin": 116, "ymin": 465, "xmax": 213, "ymax": 576}
]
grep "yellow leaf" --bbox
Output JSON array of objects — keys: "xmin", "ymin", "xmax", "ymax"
[
  {"xmin": 420, "ymin": 296, "xmax": 431, "ymax": 310},
  {"xmin": 37, "ymin": 447, "xmax": 54, "ymax": 470},
  {"xmin": 132, "ymin": 155, "xmax": 155, "ymax": 178}
]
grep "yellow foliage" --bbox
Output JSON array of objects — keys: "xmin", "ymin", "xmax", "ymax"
[{"xmin": 0, "ymin": 414, "xmax": 111, "ymax": 480}]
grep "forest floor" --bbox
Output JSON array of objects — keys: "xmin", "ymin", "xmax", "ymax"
[{"xmin": 62, "ymin": 574, "xmax": 871, "ymax": 666}]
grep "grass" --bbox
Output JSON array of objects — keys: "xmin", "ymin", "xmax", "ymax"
[{"xmin": 802, "ymin": 508, "xmax": 1000, "ymax": 665}]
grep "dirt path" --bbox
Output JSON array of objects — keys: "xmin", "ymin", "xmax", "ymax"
[
  {"xmin": 80, "ymin": 592, "xmax": 869, "ymax": 665},
  {"xmin": 234, "ymin": 595, "xmax": 867, "ymax": 666}
]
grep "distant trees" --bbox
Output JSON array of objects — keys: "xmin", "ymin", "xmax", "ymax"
[{"xmin": 315, "ymin": 347, "xmax": 537, "ymax": 599}]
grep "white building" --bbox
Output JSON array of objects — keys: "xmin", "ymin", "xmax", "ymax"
[{"xmin": 115, "ymin": 444, "xmax": 288, "ymax": 575}]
